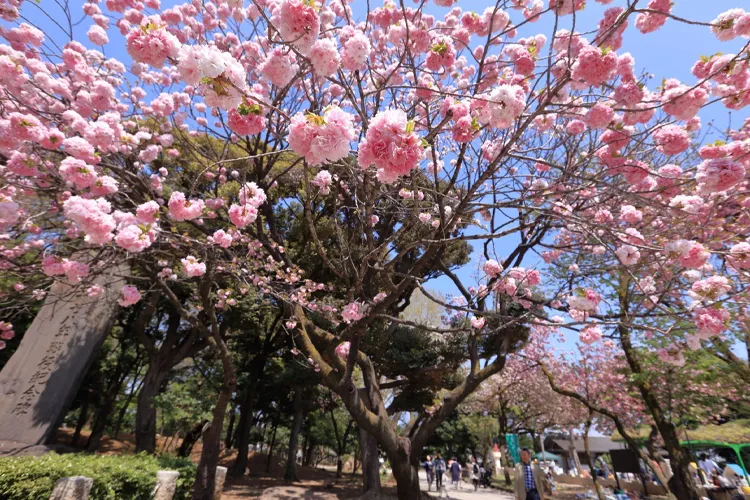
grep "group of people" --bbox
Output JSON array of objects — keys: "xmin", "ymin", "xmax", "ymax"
[
  {"xmin": 422, "ymin": 448, "xmax": 549, "ymax": 498},
  {"xmin": 422, "ymin": 453, "xmax": 486, "ymax": 492}
]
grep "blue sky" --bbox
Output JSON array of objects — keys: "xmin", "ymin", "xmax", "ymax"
[{"xmin": 22, "ymin": 1, "xmax": 750, "ymax": 351}]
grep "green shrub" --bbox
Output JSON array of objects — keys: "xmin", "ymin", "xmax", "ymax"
[{"xmin": 0, "ymin": 452, "xmax": 196, "ymax": 500}]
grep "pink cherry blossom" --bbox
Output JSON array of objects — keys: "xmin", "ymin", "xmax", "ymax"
[
  {"xmin": 616, "ymin": 245, "xmax": 640, "ymax": 266},
  {"xmin": 470, "ymin": 316, "xmax": 486, "ymax": 329},
  {"xmin": 125, "ymin": 20, "xmax": 179, "ymax": 67},
  {"xmin": 119, "ymin": 285, "xmax": 141, "ymax": 307},
  {"xmin": 571, "ymin": 45, "xmax": 618, "ymax": 86},
  {"xmin": 312, "ymin": 170, "xmax": 333, "ymax": 195},
  {"xmin": 653, "ymin": 125, "xmax": 690, "ymax": 155},
  {"xmin": 271, "ymin": 0, "xmax": 320, "ymax": 55},
  {"xmin": 181, "ymin": 255, "xmax": 206, "ymax": 278},
  {"xmin": 579, "ymin": 325, "xmax": 603, "ymax": 345},
  {"xmin": 289, "ymin": 107, "xmax": 355, "ymax": 166},
  {"xmin": 228, "ymin": 203, "xmax": 258, "ymax": 228},
  {"xmin": 335, "ymin": 341, "xmax": 351, "ymax": 359},
  {"xmin": 695, "ymin": 158, "xmax": 745, "ymax": 195},
  {"xmin": 309, "ymin": 38, "xmax": 341, "ymax": 77},
  {"xmin": 357, "ymin": 109, "xmax": 424, "ymax": 183},
  {"xmin": 168, "ymin": 191, "xmax": 205, "ymax": 221},
  {"xmin": 693, "ymin": 306, "xmax": 729, "ymax": 337},
  {"xmin": 260, "ymin": 48, "xmax": 299, "ymax": 87},
  {"xmin": 483, "ymin": 259, "xmax": 503, "ymax": 277},
  {"xmin": 342, "ymin": 301, "xmax": 363, "ymax": 323},
  {"xmin": 115, "ymin": 224, "xmax": 155, "ymax": 253},
  {"xmin": 210, "ymin": 229, "xmax": 233, "ymax": 248}
]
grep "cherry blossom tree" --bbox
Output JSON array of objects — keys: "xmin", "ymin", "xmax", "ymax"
[{"xmin": 3, "ymin": 0, "xmax": 750, "ymax": 498}]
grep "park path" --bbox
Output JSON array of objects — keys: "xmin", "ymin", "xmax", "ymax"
[{"xmin": 419, "ymin": 470, "xmax": 515, "ymax": 500}]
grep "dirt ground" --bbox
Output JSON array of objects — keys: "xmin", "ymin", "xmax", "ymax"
[
  {"xmin": 53, "ymin": 429, "xmax": 623, "ymax": 499},
  {"xmin": 55, "ymin": 427, "xmax": 391, "ymax": 499}
]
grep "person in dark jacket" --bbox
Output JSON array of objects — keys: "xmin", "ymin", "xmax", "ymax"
[
  {"xmin": 434, "ymin": 453, "xmax": 446, "ymax": 490},
  {"xmin": 424, "ymin": 455, "xmax": 434, "ymax": 491},
  {"xmin": 471, "ymin": 456, "xmax": 481, "ymax": 490},
  {"xmin": 450, "ymin": 457, "xmax": 462, "ymax": 490}
]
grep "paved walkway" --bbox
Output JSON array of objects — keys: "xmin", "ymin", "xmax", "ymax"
[{"xmin": 420, "ymin": 471, "xmax": 514, "ymax": 500}]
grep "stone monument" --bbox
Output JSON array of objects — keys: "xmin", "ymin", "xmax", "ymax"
[{"xmin": 0, "ymin": 263, "xmax": 129, "ymax": 454}]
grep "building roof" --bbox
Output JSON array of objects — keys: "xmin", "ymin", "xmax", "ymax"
[{"xmin": 546, "ymin": 436, "xmax": 628, "ymax": 454}]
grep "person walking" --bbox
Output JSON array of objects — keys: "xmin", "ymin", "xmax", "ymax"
[
  {"xmin": 514, "ymin": 448, "xmax": 547, "ymax": 500},
  {"xmin": 471, "ymin": 456, "xmax": 481, "ymax": 491},
  {"xmin": 424, "ymin": 455, "xmax": 435, "ymax": 491},
  {"xmin": 434, "ymin": 452, "xmax": 446, "ymax": 491},
  {"xmin": 450, "ymin": 457, "xmax": 462, "ymax": 490}
]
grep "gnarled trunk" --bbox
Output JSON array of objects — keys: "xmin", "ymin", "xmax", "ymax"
[
  {"xmin": 390, "ymin": 458, "xmax": 421, "ymax": 500},
  {"xmin": 359, "ymin": 427, "xmax": 382, "ymax": 493}
]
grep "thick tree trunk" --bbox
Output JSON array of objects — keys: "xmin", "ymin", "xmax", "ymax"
[
  {"xmin": 661, "ymin": 424, "xmax": 700, "ymax": 500},
  {"xmin": 284, "ymin": 389, "xmax": 304, "ymax": 482},
  {"xmin": 191, "ymin": 378, "xmax": 235, "ymax": 500},
  {"xmin": 359, "ymin": 427, "xmax": 382, "ymax": 493},
  {"xmin": 391, "ymin": 458, "xmax": 421, "ymax": 500},
  {"xmin": 135, "ymin": 363, "xmax": 169, "ymax": 453}
]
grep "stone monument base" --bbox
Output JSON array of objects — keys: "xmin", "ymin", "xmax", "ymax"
[{"xmin": 0, "ymin": 440, "xmax": 76, "ymax": 457}]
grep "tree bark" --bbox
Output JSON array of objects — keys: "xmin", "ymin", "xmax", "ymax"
[
  {"xmin": 284, "ymin": 389, "xmax": 304, "ymax": 482},
  {"xmin": 359, "ymin": 426, "xmax": 382, "ymax": 493},
  {"xmin": 266, "ymin": 424, "xmax": 278, "ymax": 474},
  {"xmin": 231, "ymin": 351, "xmax": 270, "ymax": 476},
  {"xmin": 224, "ymin": 405, "xmax": 236, "ymax": 451},
  {"xmin": 87, "ymin": 367, "xmax": 129, "ymax": 452},
  {"xmin": 231, "ymin": 386, "xmax": 258, "ymax": 476},
  {"xmin": 135, "ymin": 362, "xmax": 170, "ymax": 453},
  {"xmin": 583, "ymin": 420, "xmax": 605, "ymax": 500},
  {"xmin": 499, "ymin": 444, "xmax": 512, "ymax": 485},
  {"xmin": 179, "ymin": 419, "xmax": 209, "ymax": 457},
  {"xmin": 617, "ymin": 309, "xmax": 702, "ymax": 500},
  {"xmin": 391, "ymin": 459, "xmax": 421, "ymax": 500},
  {"xmin": 192, "ymin": 379, "xmax": 235, "ymax": 500},
  {"xmin": 569, "ymin": 429, "xmax": 582, "ymax": 475},
  {"xmin": 113, "ymin": 374, "xmax": 143, "ymax": 439},
  {"xmin": 86, "ymin": 395, "xmax": 116, "ymax": 452},
  {"xmin": 72, "ymin": 390, "xmax": 91, "ymax": 448},
  {"xmin": 303, "ymin": 437, "xmax": 316, "ymax": 467}
]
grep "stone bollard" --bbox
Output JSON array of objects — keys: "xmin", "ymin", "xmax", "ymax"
[
  {"xmin": 153, "ymin": 470, "xmax": 180, "ymax": 500},
  {"xmin": 214, "ymin": 466, "xmax": 228, "ymax": 500},
  {"xmin": 49, "ymin": 476, "xmax": 93, "ymax": 500}
]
